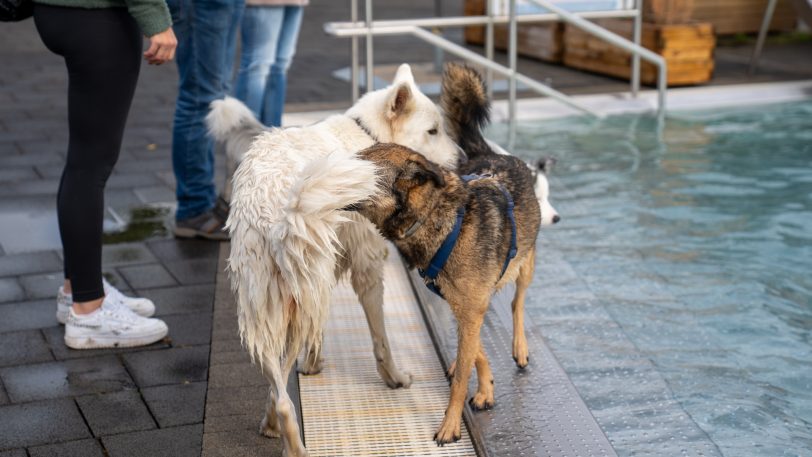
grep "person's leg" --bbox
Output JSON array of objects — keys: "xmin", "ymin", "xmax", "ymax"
[
  {"xmin": 170, "ymin": 0, "xmax": 245, "ymax": 222},
  {"xmin": 233, "ymin": 6, "xmax": 284, "ymax": 119},
  {"xmin": 262, "ymin": 5, "xmax": 303, "ymax": 127},
  {"xmin": 34, "ymin": 5, "xmax": 141, "ymax": 307}
]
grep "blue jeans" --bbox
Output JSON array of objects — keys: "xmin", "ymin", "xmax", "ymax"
[
  {"xmin": 233, "ymin": 5, "xmax": 303, "ymax": 127},
  {"xmin": 167, "ymin": 0, "xmax": 245, "ymax": 221}
]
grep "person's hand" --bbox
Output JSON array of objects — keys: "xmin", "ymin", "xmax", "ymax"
[{"xmin": 144, "ymin": 27, "xmax": 177, "ymax": 65}]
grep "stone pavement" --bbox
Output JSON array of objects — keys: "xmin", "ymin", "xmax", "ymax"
[{"xmin": 1, "ymin": 1, "xmax": 811, "ymax": 456}]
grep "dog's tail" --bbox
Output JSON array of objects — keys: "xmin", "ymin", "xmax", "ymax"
[
  {"xmin": 206, "ymin": 96, "xmax": 265, "ymax": 141},
  {"xmin": 441, "ymin": 63, "xmax": 493, "ymax": 159},
  {"xmin": 226, "ymin": 146, "xmax": 380, "ymax": 364}
]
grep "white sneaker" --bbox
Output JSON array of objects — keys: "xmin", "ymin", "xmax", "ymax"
[
  {"xmin": 56, "ymin": 278, "xmax": 156, "ymax": 324},
  {"xmin": 64, "ymin": 296, "xmax": 168, "ymax": 349}
]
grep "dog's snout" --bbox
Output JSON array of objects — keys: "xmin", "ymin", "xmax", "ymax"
[{"xmin": 552, "ymin": 215, "xmax": 561, "ymax": 224}]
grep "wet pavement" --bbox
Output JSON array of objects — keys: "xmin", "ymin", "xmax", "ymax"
[{"xmin": 1, "ymin": 1, "xmax": 811, "ymax": 456}]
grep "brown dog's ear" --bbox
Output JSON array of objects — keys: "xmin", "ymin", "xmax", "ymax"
[
  {"xmin": 404, "ymin": 153, "xmax": 445, "ymax": 188},
  {"xmin": 387, "ymin": 83, "xmax": 413, "ymax": 120}
]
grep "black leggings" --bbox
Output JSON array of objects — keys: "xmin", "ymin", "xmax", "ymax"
[{"xmin": 34, "ymin": 5, "xmax": 143, "ymax": 302}]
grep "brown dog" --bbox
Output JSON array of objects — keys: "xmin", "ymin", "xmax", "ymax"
[{"xmin": 355, "ymin": 141, "xmax": 541, "ymax": 445}]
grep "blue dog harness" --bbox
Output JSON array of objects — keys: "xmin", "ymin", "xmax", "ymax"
[{"xmin": 418, "ymin": 174, "xmax": 518, "ymax": 299}]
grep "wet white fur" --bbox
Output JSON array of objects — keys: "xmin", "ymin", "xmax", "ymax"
[
  {"xmin": 485, "ymin": 139, "xmax": 559, "ymax": 226},
  {"xmin": 207, "ymin": 64, "xmax": 459, "ymax": 457}
]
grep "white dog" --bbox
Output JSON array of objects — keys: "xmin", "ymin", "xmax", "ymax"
[{"xmin": 207, "ymin": 64, "xmax": 459, "ymax": 457}]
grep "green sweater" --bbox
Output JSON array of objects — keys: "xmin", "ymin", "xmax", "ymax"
[{"xmin": 35, "ymin": 0, "xmax": 171, "ymax": 37}]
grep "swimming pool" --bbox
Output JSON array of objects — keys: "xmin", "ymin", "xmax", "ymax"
[{"xmin": 500, "ymin": 100, "xmax": 812, "ymax": 456}]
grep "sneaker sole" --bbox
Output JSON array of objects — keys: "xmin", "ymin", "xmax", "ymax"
[
  {"xmin": 173, "ymin": 226, "xmax": 229, "ymax": 241},
  {"xmin": 56, "ymin": 306, "xmax": 69, "ymax": 325},
  {"xmin": 64, "ymin": 327, "xmax": 168, "ymax": 350},
  {"xmin": 57, "ymin": 305, "xmax": 155, "ymax": 325}
]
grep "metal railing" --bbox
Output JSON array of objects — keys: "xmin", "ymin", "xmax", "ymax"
[{"xmin": 326, "ymin": 0, "xmax": 667, "ymax": 147}]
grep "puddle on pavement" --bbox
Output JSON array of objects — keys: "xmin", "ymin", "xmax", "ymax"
[
  {"xmin": 102, "ymin": 204, "xmax": 173, "ymax": 244},
  {"xmin": 0, "ymin": 204, "xmax": 173, "ymax": 254}
]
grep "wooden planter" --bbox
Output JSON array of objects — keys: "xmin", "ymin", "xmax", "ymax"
[
  {"xmin": 464, "ymin": 0, "xmax": 565, "ymax": 63},
  {"xmin": 644, "ymin": 0, "xmax": 695, "ymax": 24},
  {"xmin": 564, "ymin": 19, "xmax": 716, "ymax": 86}
]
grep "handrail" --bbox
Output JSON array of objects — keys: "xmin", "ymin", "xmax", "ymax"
[
  {"xmin": 325, "ymin": 0, "xmax": 667, "ymax": 140},
  {"xmin": 326, "ymin": 23, "xmax": 603, "ymax": 118},
  {"xmin": 526, "ymin": 0, "xmax": 666, "ymax": 121}
]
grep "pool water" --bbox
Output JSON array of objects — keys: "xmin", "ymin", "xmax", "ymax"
[{"xmin": 501, "ymin": 100, "xmax": 812, "ymax": 456}]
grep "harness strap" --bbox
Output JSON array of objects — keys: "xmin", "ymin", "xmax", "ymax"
[
  {"xmin": 418, "ymin": 207, "xmax": 465, "ymax": 297},
  {"xmin": 419, "ymin": 173, "xmax": 518, "ymax": 299}
]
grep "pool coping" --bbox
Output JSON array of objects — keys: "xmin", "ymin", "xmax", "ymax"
[{"xmin": 283, "ymin": 79, "xmax": 812, "ymax": 126}]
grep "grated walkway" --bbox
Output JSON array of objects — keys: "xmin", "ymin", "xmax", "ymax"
[{"xmin": 299, "ymin": 244, "xmax": 476, "ymax": 456}]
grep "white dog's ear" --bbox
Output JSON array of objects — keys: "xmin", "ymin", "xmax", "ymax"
[
  {"xmin": 387, "ymin": 83, "xmax": 413, "ymax": 120},
  {"xmin": 393, "ymin": 63, "xmax": 415, "ymax": 85}
]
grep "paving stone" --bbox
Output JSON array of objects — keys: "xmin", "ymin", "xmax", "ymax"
[
  {"xmin": 142, "ymin": 382, "xmax": 206, "ymax": 427},
  {"xmin": 33, "ymin": 164, "xmax": 65, "ymax": 179},
  {"xmin": 0, "ymin": 399, "xmax": 90, "ymax": 449},
  {"xmin": 41, "ymin": 325, "xmax": 170, "ymax": 361},
  {"xmin": 0, "ymin": 251, "xmax": 61, "ymax": 278},
  {"xmin": 0, "ymin": 378, "xmax": 8, "ymax": 405},
  {"xmin": 106, "ymin": 172, "xmax": 163, "ymax": 190},
  {"xmin": 205, "ymin": 386, "xmax": 267, "ymax": 418},
  {"xmin": 118, "ymin": 263, "xmax": 177, "ymax": 289},
  {"xmin": 0, "ymin": 278, "xmax": 24, "ymax": 304},
  {"xmin": 122, "ymin": 346, "xmax": 209, "ymax": 387},
  {"xmin": 162, "ymin": 313, "xmax": 212, "ymax": 347},
  {"xmin": 76, "ymin": 390, "xmax": 156, "ymax": 437},
  {"xmin": 134, "ymin": 185, "xmax": 175, "ymax": 205},
  {"xmin": 0, "ymin": 179, "xmax": 60, "ymax": 196},
  {"xmin": 0, "ymin": 449, "xmax": 26, "ymax": 457},
  {"xmin": 0, "ymin": 330, "xmax": 53, "ymax": 367},
  {"xmin": 0, "ymin": 167, "xmax": 37, "ymax": 183},
  {"xmin": 0, "ymin": 151, "xmax": 62, "ymax": 167},
  {"xmin": 207, "ymin": 363, "xmax": 266, "ymax": 389},
  {"xmin": 209, "ymin": 339, "xmax": 251, "ymax": 366},
  {"xmin": 201, "ymin": 429, "xmax": 282, "ymax": 457},
  {"xmin": 102, "ymin": 424, "xmax": 202, "ymax": 457},
  {"xmin": 28, "ymin": 438, "xmax": 105, "ymax": 457},
  {"xmin": 141, "ymin": 284, "xmax": 215, "ymax": 316},
  {"xmin": 0, "ymin": 142, "xmax": 20, "ymax": 155},
  {"xmin": 0, "ymin": 355, "xmax": 134, "ymax": 403},
  {"xmin": 0, "ymin": 299, "xmax": 58, "ymax": 333},
  {"xmin": 102, "ymin": 243, "xmax": 158, "ymax": 267},
  {"xmin": 18, "ymin": 272, "xmax": 63, "ymax": 300},
  {"xmin": 210, "ymin": 313, "xmax": 239, "ymax": 343},
  {"xmin": 146, "ymin": 238, "xmax": 220, "ymax": 263},
  {"xmin": 14, "ymin": 139, "xmax": 65, "ymax": 156},
  {"xmin": 163, "ymin": 258, "xmax": 218, "ymax": 286}
]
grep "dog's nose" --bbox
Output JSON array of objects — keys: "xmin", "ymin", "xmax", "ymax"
[{"xmin": 552, "ymin": 215, "xmax": 561, "ymax": 224}]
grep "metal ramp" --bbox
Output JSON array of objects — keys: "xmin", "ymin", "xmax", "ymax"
[{"xmin": 298, "ymin": 244, "xmax": 477, "ymax": 456}]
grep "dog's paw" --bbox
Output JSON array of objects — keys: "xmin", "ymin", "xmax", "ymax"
[
  {"xmin": 513, "ymin": 337, "xmax": 529, "ymax": 369},
  {"xmin": 299, "ymin": 357, "xmax": 324, "ymax": 376},
  {"xmin": 469, "ymin": 392, "xmax": 495, "ymax": 411},
  {"xmin": 433, "ymin": 416, "xmax": 462, "ymax": 446},
  {"xmin": 383, "ymin": 370, "xmax": 413, "ymax": 389},
  {"xmin": 259, "ymin": 415, "xmax": 281, "ymax": 438},
  {"xmin": 446, "ymin": 360, "xmax": 457, "ymax": 380}
]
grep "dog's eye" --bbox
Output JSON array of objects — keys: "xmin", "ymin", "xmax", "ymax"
[{"xmin": 427, "ymin": 128, "xmax": 438, "ymax": 135}]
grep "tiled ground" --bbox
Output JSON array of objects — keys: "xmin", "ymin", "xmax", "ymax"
[{"xmin": 2, "ymin": 1, "xmax": 811, "ymax": 456}]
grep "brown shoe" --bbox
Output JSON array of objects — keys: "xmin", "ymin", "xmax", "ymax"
[{"xmin": 174, "ymin": 210, "xmax": 229, "ymax": 241}]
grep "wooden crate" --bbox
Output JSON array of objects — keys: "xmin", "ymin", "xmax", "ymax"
[
  {"xmin": 643, "ymin": 0, "xmax": 694, "ymax": 24},
  {"xmin": 564, "ymin": 19, "xmax": 716, "ymax": 86},
  {"xmin": 464, "ymin": 0, "xmax": 564, "ymax": 63},
  {"xmin": 692, "ymin": 0, "xmax": 796, "ymax": 34}
]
